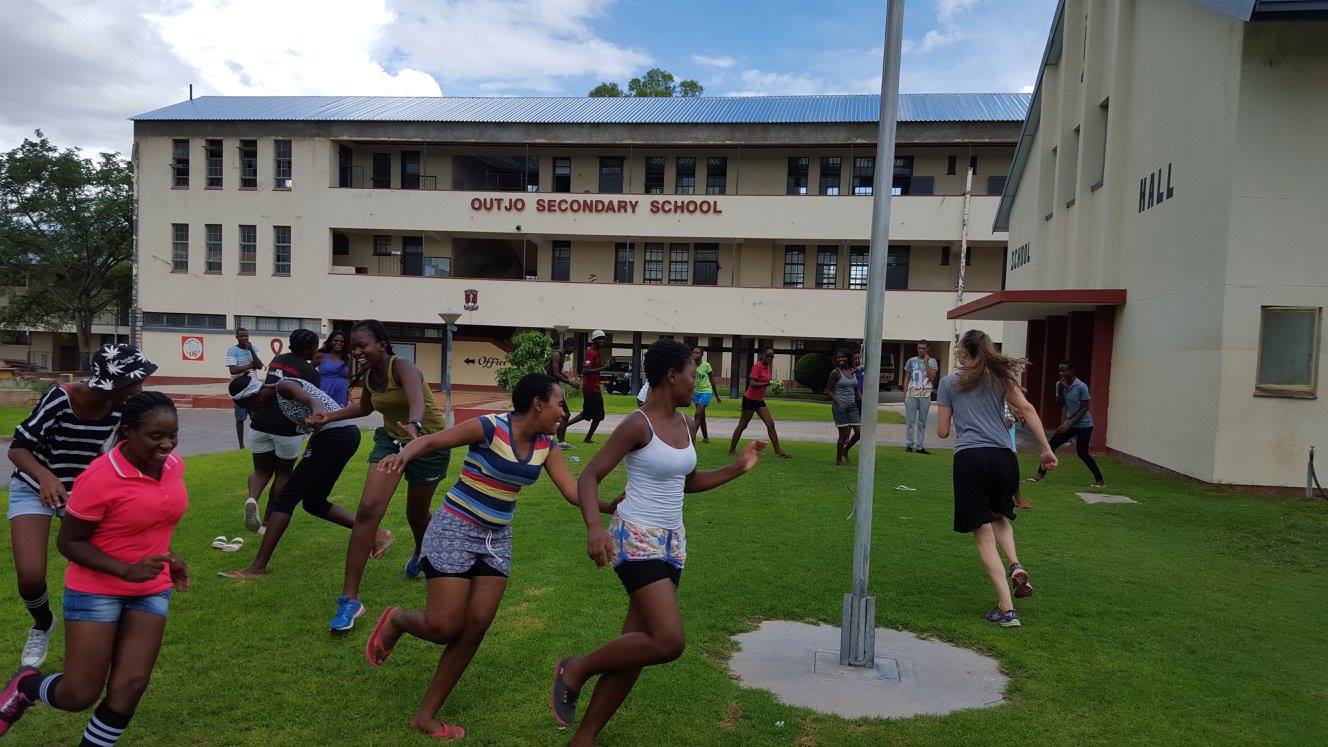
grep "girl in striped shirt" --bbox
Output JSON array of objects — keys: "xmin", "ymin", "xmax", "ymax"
[{"xmin": 362, "ymin": 373, "xmax": 616, "ymax": 741}]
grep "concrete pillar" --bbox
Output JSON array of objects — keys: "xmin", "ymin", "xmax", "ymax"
[
  {"xmin": 630, "ymin": 331, "xmax": 643, "ymax": 392},
  {"xmin": 730, "ymin": 335, "xmax": 743, "ymax": 399},
  {"xmin": 1089, "ymin": 306, "xmax": 1116, "ymax": 452}
]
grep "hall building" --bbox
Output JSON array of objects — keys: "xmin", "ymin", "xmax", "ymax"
[
  {"xmin": 951, "ymin": 0, "xmax": 1328, "ymax": 488},
  {"xmin": 129, "ymin": 92, "xmax": 1028, "ymax": 393}
]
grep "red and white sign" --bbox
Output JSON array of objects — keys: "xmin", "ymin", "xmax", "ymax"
[
  {"xmin": 470, "ymin": 197, "xmax": 723, "ymax": 216},
  {"xmin": 181, "ymin": 336, "xmax": 204, "ymax": 361}
]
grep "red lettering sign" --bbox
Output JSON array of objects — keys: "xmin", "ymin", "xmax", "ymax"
[
  {"xmin": 470, "ymin": 197, "xmax": 724, "ymax": 216},
  {"xmin": 648, "ymin": 199, "xmax": 722, "ymax": 215}
]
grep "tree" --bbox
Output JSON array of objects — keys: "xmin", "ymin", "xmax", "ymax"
[
  {"xmin": 494, "ymin": 330, "xmax": 555, "ymax": 391},
  {"xmin": 588, "ymin": 68, "xmax": 703, "ymax": 98},
  {"xmin": 0, "ymin": 132, "xmax": 132, "ymax": 370},
  {"xmin": 793, "ymin": 352, "xmax": 834, "ymax": 395}
]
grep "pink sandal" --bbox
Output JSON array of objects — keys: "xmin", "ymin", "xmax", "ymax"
[
  {"xmin": 369, "ymin": 530, "xmax": 395, "ymax": 560},
  {"xmin": 421, "ymin": 723, "xmax": 465, "ymax": 740},
  {"xmin": 364, "ymin": 606, "xmax": 400, "ymax": 668}
]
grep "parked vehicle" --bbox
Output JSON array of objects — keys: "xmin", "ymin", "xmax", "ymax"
[{"xmin": 602, "ymin": 360, "xmax": 633, "ymax": 395}]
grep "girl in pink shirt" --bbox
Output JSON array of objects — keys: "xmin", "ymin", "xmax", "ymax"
[
  {"xmin": 0, "ymin": 392, "xmax": 189, "ymax": 746},
  {"xmin": 727, "ymin": 347, "xmax": 791, "ymax": 458}
]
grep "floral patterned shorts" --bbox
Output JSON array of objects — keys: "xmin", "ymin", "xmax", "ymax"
[{"xmin": 610, "ymin": 514, "xmax": 686, "ymax": 570}]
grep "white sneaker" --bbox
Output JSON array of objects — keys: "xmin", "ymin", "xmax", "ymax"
[
  {"xmin": 244, "ymin": 499, "xmax": 260, "ymax": 532},
  {"xmin": 21, "ymin": 624, "xmax": 53, "ymax": 668}
]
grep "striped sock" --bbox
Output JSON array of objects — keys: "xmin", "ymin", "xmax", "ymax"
[
  {"xmin": 17, "ymin": 672, "xmax": 60, "ymax": 706},
  {"xmin": 80, "ymin": 702, "xmax": 131, "ymax": 747},
  {"xmin": 19, "ymin": 587, "xmax": 53, "ymax": 631}
]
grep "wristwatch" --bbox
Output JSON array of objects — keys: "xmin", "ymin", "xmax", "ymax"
[{"xmin": 408, "ymin": 420, "xmax": 424, "ymax": 433}]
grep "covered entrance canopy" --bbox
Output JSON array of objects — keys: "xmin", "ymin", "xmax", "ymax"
[{"xmin": 947, "ymin": 289, "xmax": 1126, "ymax": 321}]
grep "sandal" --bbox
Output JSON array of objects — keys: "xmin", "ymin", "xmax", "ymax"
[
  {"xmin": 369, "ymin": 530, "xmax": 395, "ymax": 560},
  {"xmin": 364, "ymin": 606, "xmax": 400, "ymax": 668},
  {"xmin": 420, "ymin": 723, "xmax": 464, "ymax": 740},
  {"xmin": 211, "ymin": 535, "xmax": 230, "ymax": 550},
  {"xmin": 222, "ymin": 537, "xmax": 245, "ymax": 553}
]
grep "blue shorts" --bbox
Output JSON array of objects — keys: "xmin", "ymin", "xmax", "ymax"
[
  {"xmin": 63, "ymin": 588, "xmax": 172, "ymax": 623},
  {"xmin": 6, "ymin": 478, "xmax": 65, "ymax": 520},
  {"xmin": 234, "ymin": 403, "xmax": 250, "ymax": 422},
  {"xmin": 693, "ymin": 392, "xmax": 714, "ymax": 407}
]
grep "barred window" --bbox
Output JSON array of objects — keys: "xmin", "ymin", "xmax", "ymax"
[
  {"xmin": 643, "ymin": 243, "xmax": 664, "ymax": 284},
  {"xmin": 705, "ymin": 157, "xmax": 727, "ymax": 195},
  {"xmin": 819, "ymin": 156, "xmax": 842, "ymax": 195},
  {"xmin": 273, "ymin": 225, "xmax": 291, "ymax": 275},
  {"xmin": 142, "ymin": 312, "xmax": 225, "ymax": 330},
  {"xmin": 552, "ymin": 241, "xmax": 571, "ymax": 282},
  {"xmin": 204, "ymin": 224, "xmax": 222, "ymax": 273},
  {"xmin": 238, "ymin": 225, "xmax": 256, "ymax": 275},
  {"xmin": 783, "ymin": 245, "xmax": 806, "ymax": 288},
  {"xmin": 693, "ymin": 243, "xmax": 719, "ymax": 286},
  {"xmin": 235, "ymin": 316, "xmax": 321, "ymax": 333},
  {"xmin": 675, "ymin": 157, "xmax": 696, "ymax": 194},
  {"xmin": 171, "ymin": 223, "xmax": 188, "ymax": 272},
  {"xmin": 668, "ymin": 243, "xmax": 689, "ymax": 284},
  {"xmin": 849, "ymin": 245, "xmax": 869, "ymax": 289},
  {"xmin": 816, "ymin": 245, "xmax": 838, "ymax": 288}
]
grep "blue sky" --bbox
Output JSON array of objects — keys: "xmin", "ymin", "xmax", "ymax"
[{"xmin": 3, "ymin": 0, "xmax": 1057, "ymax": 154}]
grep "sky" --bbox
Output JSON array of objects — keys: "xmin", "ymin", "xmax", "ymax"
[{"xmin": 0, "ymin": 0, "xmax": 1057, "ymax": 156}]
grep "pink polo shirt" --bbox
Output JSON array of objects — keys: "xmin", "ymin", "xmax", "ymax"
[{"xmin": 64, "ymin": 445, "xmax": 188, "ymax": 597}]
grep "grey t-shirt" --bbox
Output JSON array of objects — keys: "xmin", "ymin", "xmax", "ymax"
[
  {"xmin": 936, "ymin": 372, "xmax": 1014, "ymax": 452},
  {"xmin": 1059, "ymin": 379, "xmax": 1093, "ymax": 428}
]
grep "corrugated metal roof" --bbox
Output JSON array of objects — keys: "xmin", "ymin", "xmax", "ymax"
[{"xmin": 130, "ymin": 93, "xmax": 1030, "ymax": 124}]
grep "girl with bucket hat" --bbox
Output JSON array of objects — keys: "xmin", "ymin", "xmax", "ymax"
[{"xmin": 6, "ymin": 344, "xmax": 157, "ymax": 669}]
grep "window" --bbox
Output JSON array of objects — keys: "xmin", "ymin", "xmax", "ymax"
[
  {"xmin": 643, "ymin": 243, "xmax": 664, "ymax": 284},
  {"xmin": 372, "ymin": 153, "xmax": 391, "ymax": 188},
  {"xmin": 692, "ymin": 243, "xmax": 719, "ymax": 286},
  {"xmin": 274, "ymin": 140, "xmax": 292, "ymax": 189},
  {"xmin": 891, "ymin": 156, "xmax": 913, "ymax": 196},
  {"xmin": 852, "ymin": 157, "xmax": 875, "ymax": 195},
  {"xmin": 553, "ymin": 157, "xmax": 571, "ymax": 193},
  {"xmin": 552, "ymin": 241, "xmax": 571, "ymax": 281},
  {"xmin": 849, "ymin": 245, "xmax": 869, "ymax": 289},
  {"xmin": 401, "ymin": 235, "xmax": 423, "ymax": 276},
  {"xmin": 613, "ymin": 242, "xmax": 634, "ymax": 283},
  {"xmin": 372, "ymin": 235, "xmax": 393, "ymax": 256},
  {"xmin": 142, "ymin": 312, "xmax": 226, "ymax": 330},
  {"xmin": 911, "ymin": 176, "xmax": 935, "ymax": 195},
  {"xmin": 947, "ymin": 155, "xmax": 957, "ymax": 175},
  {"xmin": 819, "ymin": 156, "xmax": 842, "ymax": 195},
  {"xmin": 816, "ymin": 245, "xmax": 838, "ymax": 288},
  {"xmin": 401, "ymin": 150, "xmax": 421, "ymax": 190},
  {"xmin": 273, "ymin": 226, "xmax": 291, "ymax": 275},
  {"xmin": 171, "ymin": 139, "xmax": 189, "ymax": 188},
  {"xmin": 599, "ymin": 157, "xmax": 624, "ymax": 194},
  {"xmin": 239, "ymin": 140, "xmax": 257, "ymax": 189},
  {"xmin": 786, "ymin": 157, "xmax": 808, "ymax": 195},
  {"xmin": 338, "ymin": 145, "xmax": 353, "ymax": 188},
  {"xmin": 423, "ymin": 257, "xmax": 451, "ymax": 278},
  {"xmin": 668, "ymin": 243, "xmax": 689, "ymax": 284},
  {"xmin": 171, "ymin": 223, "xmax": 188, "ymax": 272},
  {"xmin": 1039, "ymin": 147, "xmax": 1057, "ymax": 218},
  {"xmin": 1089, "ymin": 99, "xmax": 1109, "ymax": 189},
  {"xmin": 966, "ymin": 249, "xmax": 973, "ymax": 266},
  {"xmin": 332, "ymin": 232, "xmax": 349, "ymax": 256},
  {"xmin": 644, "ymin": 157, "xmax": 665, "ymax": 194},
  {"xmin": 204, "ymin": 139, "xmax": 222, "ymax": 188},
  {"xmin": 969, "ymin": 155, "xmax": 978, "ymax": 175},
  {"xmin": 239, "ymin": 225, "xmax": 256, "ymax": 275},
  {"xmin": 204, "ymin": 224, "xmax": 222, "ymax": 273},
  {"xmin": 941, "ymin": 246, "xmax": 951, "ymax": 266},
  {"xmin": 1064, "ymin": 127, "xmax": 1080, "ymax": 207},
  {"xmin": 675, "ymin": 157, "xmax": 696, "ymax": 194},
  {"xmin": 987, "ymin": 175, "xmax": 1008, "ymax": 195},
  {"xmin": 886, "ymin": 246, "xmax": 910, "ymax": 290},
  {"xmin": 705, "ymin": 157, "xmax": 727, "ymax": 195},
  {"xmin": 782, "ymin": 245, "xmax": 806, "ymax": 288},
  {"xmin": 524, "ymin": 158, "xmax": 539, "ymax": 192},
  {"xmin": 234, "ymin": 316, "xmax": 321, "ymax": 334},
  {"xmin": 1256, "ymin": 306, "xmax": 1321, "ymax": 395}
]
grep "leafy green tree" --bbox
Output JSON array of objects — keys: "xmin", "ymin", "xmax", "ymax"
[
  {"xmin": 588, "ymin": 68, "xmax": 703, "ymax": 98},
  {"xmin": 588, "ymin": 82, "xmax": 625, "ymax": 97},
  {"xmin": 494, "ymin": 330, "xmax": 555, "ymax": 391},
  {"xmin": 0, "ymin": 132, "xmax": 132, "ymax": 370},
  {"xmin": 678, "ymin": 79, "xmax": 704, "ymax": 97}
]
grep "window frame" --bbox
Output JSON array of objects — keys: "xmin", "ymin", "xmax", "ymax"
[
  {"xmin": 204, "ymin": 139, "xmax": 223, "ymax": 189},
  {"xmin": 273, "ymin": 225, "xmax": 292, "ymax": 276},
  {"xmin": 273, "ymin": 139, "xmax": 292, "ymax": 189},
  {"xmin": 668, "ymin": 243, "xmax": 689, "ymax": 284},
  {"xmin": 551, "ymin": 240, "xmax": 572, "ymax": 281},
  {"xmin": 238, "ymin": 140, "xmax": 258, "ymax": 189},
  {"xmin": 553, "ymin": 157, "xmax": 572, "ymax": 193},
  {"xmin": 372, "ymin": 153, "xmax": 391, "ymax": 189},
  {"xmin": 599, "ymin": 157, "xmax": 625, "ymax": 194},
  {"xmin": 848, "ymin": 245, "xmax": 869, "ymax": 290},
  {"xmin": 171, "ymin": 139, "xmax": 189, "ymax": 188},
  {"xmin": 819, "ymin": 156, "xmax": 842, "ymax": 196},
  {"xmin": 644, "ymin": 156, "xmax": 665, "ymax": 194},
  {"xmin": 613, "ymin": 242, "xmax": 635, "ymax": 283},
  {"xmin": 171, "ymin": 223, "xmax": 188, "ymax": 272},
  {"xmin": 692, "ymin": 243, "xmax": 719, "ymax": 286},
  {"xmin": 401, "ymin": 150, "xmax": 421, "ymax": 190},
  {"xmin": 815, "ymin": 245, "xmax": 838, "ymax": 288},
  {"xmin": 1255, "ymin": 306, "xmax": 1322, "ymax": 397},
  {"xmin": 642, "ymin": 243, "xmax": 664, "ymax": 284},
  {"xmin": 852, "ymin": 157, "xmax": 875, "ymax": 196},
  {"xmin": 238, "ymin": 224, "xmax": 256, "ymax": 275},
  {"xmin": 142, "ymin": 312, "xmax": 226, "ymax": 330},
  {"xmin": 782, "ymin": 245, "xmax": 806, "ymax": 288},
  {"xmin": 675, "ymin": 157, "xmax": 696, "ymax": 194},
  {"xmin": 705, "ymin": 156, "xmax": 727, "ymax": 195},
  {"xmin": 786, "ymin": 157, "xmax": 809, "ymax": 195},
  {"xmin": 204, "ymin": 223, "xmax": 222, "ymax": 274}
]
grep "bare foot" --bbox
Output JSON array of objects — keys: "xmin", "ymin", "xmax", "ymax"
[
  {"xmin": 410, "ymin": 714, "xmax": 465, "ymax": 740},
  {"xmin": 218, "ymin": 568, "xmax": 266, "ymax": 579},
  {"xmin": 370, "ymin": 528, "xmax": 395, "ymax": 559},
  {"xmin": 777, "ymin": 451, "xmax": 793, "ymax": 459}
]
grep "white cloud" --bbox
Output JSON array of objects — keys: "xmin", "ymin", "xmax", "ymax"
[
  {"xmin": 937, "ymin": 0, "xmax": 984, "ymax": 23},
  {"xmin": 691, "ymin": 54, "xmax": 736, "ymax": 69},
  {"xmin": 1019, "ymin": 84, "xmax": 1035, "ymax": 93},
  {"xmin": 725, "ymin": 69, "xmax": 835, "ymax": 97}
]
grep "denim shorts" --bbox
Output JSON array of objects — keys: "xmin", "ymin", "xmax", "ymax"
[
  {"xmin": 6, "ymin": 478, "xmax": 65, "ymax": 520},
  {"xmin": 63, "ymin": 588, "xmax": 172, "ymax": 623},
  {"xmin": 234, "ymin": 403, "xmax": 250, "ymax": 422}
]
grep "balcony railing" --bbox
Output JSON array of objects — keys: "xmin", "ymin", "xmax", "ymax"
[{"xmin": 337, "ymin": 165, "xmax": 438, "ymax": 191}]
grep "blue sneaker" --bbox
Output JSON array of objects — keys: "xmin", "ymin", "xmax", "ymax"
[
  {"xmin": 330, "ymin": 596, "xmax": 365, "ymax": 632},
  {"xmin": 404, "ymin": 554, "xmax": 422, "ymax": 580},
  {"xmin": 984, "ymin": 607, "xmax": 1020, "ymax": 627}
]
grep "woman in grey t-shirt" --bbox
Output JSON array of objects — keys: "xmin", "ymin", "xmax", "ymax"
[{"xmin": 936, "ymin": 330, "xmax": 1058, "ymax": 628}]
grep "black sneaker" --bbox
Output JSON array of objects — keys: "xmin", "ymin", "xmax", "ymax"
[
  {"xmin": 550, "ymin": 657, "xmax": 579, "ymax": 728},
  {"xmin": 916, "ymin": 448, "xmax": 931, "ymax": 455},
  {"xmin": 905, "ymin": 446, "xmax": 915, "ymax": 453}
]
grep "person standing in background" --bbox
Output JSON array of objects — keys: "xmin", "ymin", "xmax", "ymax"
[
  {"xmin": 315, "ymin": 330, "xmax": 352, "ymax": 408},
  {"xmin": 903, "ymin": 340, "xmax": 939, "ymax": 455},
  {"xmin": 550, "ymin": 337, "xmax": 579, "ymax": 447},
  {"xmin": 1028, "ymin": 361, "xmax": 1106, "ymax": 488},
  {"xmin": 827, "ymin": 349, "xmax": 862, "ymax": 466},
  {"xmin": 562, "ymin": 331, "xmax": 608, "ymax": 444},
  {"xmin": 225, "ymin": 327, "xmax": 264, "ymax": 449},
  {"xmin": 689, "ymin": 347, "xmax": 720, "ymax": 444}
]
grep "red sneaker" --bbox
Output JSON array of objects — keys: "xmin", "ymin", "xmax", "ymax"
[{"xmin": 0, "ymin": 667, "xmax": 39, "ymax": 736}]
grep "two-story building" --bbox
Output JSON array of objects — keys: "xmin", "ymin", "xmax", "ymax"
[{"xmin": 129, "ymin": 92, "xmax": 1028, "ymax": 393}]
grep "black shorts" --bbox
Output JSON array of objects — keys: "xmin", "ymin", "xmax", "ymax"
[
  {"xmin": 580, "ymin": 391, "xmax": 605, "ymax": 421},
  {"xmin": 741, "ymin": 396, "xmax": 765, "ymax": 413},
  {"xmin": 614, "ymin": 560, "xmax": 682, "ymax": 594},
  {"xmin": 270, "ymin": 426, "xmax": 361, "ymax": 517},
  {"xmin": 420, "ymin": 556, "xmax": 506, "ymax": 579},
  {"xmin": 952, "ymin": 447, "xmax": 1019, "ymax": 533}
]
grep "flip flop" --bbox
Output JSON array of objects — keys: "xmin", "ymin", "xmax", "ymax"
[
  {"xmin": 369, "ymin": 530, "xmax": 395, "ymax": 560},
  {"xmin": 421, "ymin": 723, "xmax": 464, "ymax": 740},
  {"xmin": 211, "ymin": 535, "xmax": 229, "ymax": 550},
  {"xmin": 222, "ymin": 537, "xmax": 245, "ymax": 553},
  {"xmin": 364, "ymin": 606, "xmax": 400, "ymax": 668}
]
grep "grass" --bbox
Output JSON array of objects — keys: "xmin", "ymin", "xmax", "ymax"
[
  {"xmin": 594, "ymin": 393, "xmax": 906, "ymax": 424},
  {"xmin": 0, "ymin": 405, "xmax": 33, "ymax": 438},
  {"xmin": 1, "ymin": 440, "xmax": 1325, "ymax": 745}
]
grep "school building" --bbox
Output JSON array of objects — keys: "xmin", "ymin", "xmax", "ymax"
[
  {"xmin": 128, "ymin": 91, "xmax": 1028, "ymax": 395},
  {"xmin": 950, "ymin": 0, "xmax": 1328, "ymax": 487}
]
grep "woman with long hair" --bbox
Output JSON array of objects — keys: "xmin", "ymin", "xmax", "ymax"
[
  {"xmin": 550, "ymin": 340, "xmax": 765, "ymax": 744},
  {"xmin": 688, "ymin": 346, "xmax": 720, "ymax": 444},
  {"xmin": 727, "ymin": 347, "xmax": 791, "ymax": 458},
  {"xmin": 6, "ymin": 345, "xmax": 156, "ymax": 670},
  {"xmin": 935, "ymin": 330, "xmax": 1058, "ymax": 627},
  {"xmin": 0, "ymin": 392, "xmax": 188, "ymax": 746},
  {"xmin": 315, "ymin": 330, "xmax": 352, "ymax": 408},
  {"xmin": 362, "ymin": 373, "xmax": 617, "ymax": 739},
  {"xmin": 826, "ymin": 349, "xmax": 862, "ymax": 465},
  {"xmin": 308, "ymin": 319, "xmax": 450, "ymax": 631}
]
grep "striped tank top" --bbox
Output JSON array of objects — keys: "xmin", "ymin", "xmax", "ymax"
[{"xmin": 443, "ymin": 413, "xmax": 557, "ymax": 529}]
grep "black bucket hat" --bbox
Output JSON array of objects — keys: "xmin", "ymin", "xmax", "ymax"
[{"xmin": 89, "ymin": 344, "xmax": 158, "ymax": 391}]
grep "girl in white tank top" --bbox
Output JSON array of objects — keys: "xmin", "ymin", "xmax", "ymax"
[{"xmin": 550, "ymin": 340, "xmax": 766, "ymax": 741}]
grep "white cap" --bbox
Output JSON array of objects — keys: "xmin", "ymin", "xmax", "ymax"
[{"xmin": 590, "ymin": 329, "xmax": 607, "ymax": 341}]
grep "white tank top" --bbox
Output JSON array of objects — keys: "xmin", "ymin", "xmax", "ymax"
[{"xmin": 616, "ymin": 410, "xmax": 698, "ymax": 530}]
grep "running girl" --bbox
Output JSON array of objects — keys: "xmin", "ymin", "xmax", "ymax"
[
  {"xmin": 936, "ymin": 330, "xmax": 1057, "ymax": 627},
  {"xmin": 6, "ymin": 345, "xmax": 156, "ymax": 669},
  {"xmin": 688, "ymin": 346, "xmax": 720, "ymax": 443},
  {"xmin": 550, "ymin": 340, "xmax": 765, "ymax": 743},
  {"xmin": 308, "ymin": 319, "xmax": 449, "ymax": 631},
  {"xmin": 220, "ymin": 374, "xmax": 388, "ymax": 579},
  {"xmin": 363, "ymin": 373, "xmax": 617, "ymax": 740},
  {"xmin": 0, "ymin": 392, "xmax": 188, "ymax": 745},
  {"xmin": 827, "ymin": 349, "xmax": 862, "ymax": 465},
  {"xmin": 727, "ymin": 346, "xmax": 790, "ymax": 458}
]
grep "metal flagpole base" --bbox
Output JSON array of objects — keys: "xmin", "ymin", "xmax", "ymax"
[{"xmin": 840, "ymin": 593, "xmax": 877, "ymax": 666}]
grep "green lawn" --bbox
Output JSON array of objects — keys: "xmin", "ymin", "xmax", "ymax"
[
  {"xmin": 0, "ymin": 404, "xmax": 31, "ymax": 437},
  {"xmin": 1, "ymin": 441, "xmax": 1325, "ymax": 745},
  {"xmin": 595, "ymin": 393, "xmax": 906, "ymax": 424}
]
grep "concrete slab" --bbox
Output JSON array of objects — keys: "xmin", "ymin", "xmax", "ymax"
[
  {"xmin": 729, "ymin": 621, "xmax": 1007, "ymax": 719},
  {"xmin": 1077, "ymin": 492, "xmax": 1137, "ymax": 504}
]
